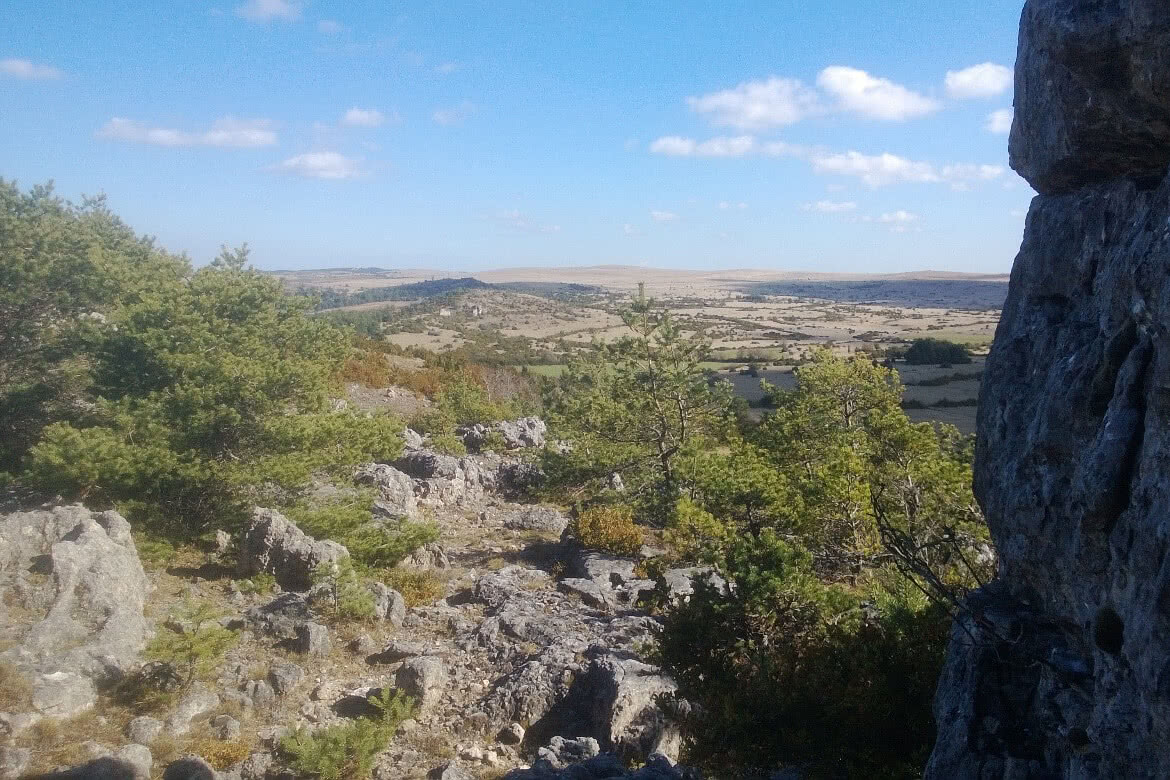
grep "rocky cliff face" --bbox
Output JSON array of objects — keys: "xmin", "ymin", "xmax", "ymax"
[{"xmin": 928, "ymin": 1, "xmax": 1170, "ymax": 777}]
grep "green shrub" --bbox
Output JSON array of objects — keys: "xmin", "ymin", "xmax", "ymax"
[
  {"xmin": 235, "ymin": 572, "xmax": 277, "ymax": 595},
  {"xmin": 902, "ymin": 338, "xmax": 973, "ymax": 365},
  {"xmin": 657, "ymin": 533, "xmax": 948, "ymax": 778},
  {"xmin": 279, "ymin": 689, "xmax": 414, "ymax": 780},
  {"xmin": 145, "ymin": 602, "xmax": 238, "ymax": 686},
  {"xmin": 479, "ymin": 430, "xmax": 510, "ymax": 452},
  {"xmin": 287, "ymin": 494, "xmax": 439, "ymax": 571},
  {"xmin": 569, "ymin": 505, "xmax": 643, "ymax": 557},
  {"xmin": 311, "ymin": 559, "xmax": 376, "ymax": 622},
  {"xmin": 428, "ymin": 432, "xmax": 467, "ymax": 456}
]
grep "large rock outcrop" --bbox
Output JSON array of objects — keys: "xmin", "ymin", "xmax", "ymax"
[
  {"xmin": 929, "ymin": 2, "xmax": 1170, "ymax": 777},
  {"xmin": 0, "ymin": 504, "xmax": 148, "ymax": 716}
]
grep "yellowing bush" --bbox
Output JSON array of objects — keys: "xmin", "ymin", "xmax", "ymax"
[{"xmin": 570, "ymin": 505, "xmax": 643, "ymax": 557}]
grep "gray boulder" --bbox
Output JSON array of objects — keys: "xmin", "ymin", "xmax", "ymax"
[
  {"xmin": 395, "ymin": 656, "xmax": 447, "ymax": 712},
  {"xmin": 293, "ymin": 622, "xmax": 331, "ymax": 656},
  {"xmin": 125, "ymin": 715, "xmax": 164, "ymax": 744},
  {"xmin": 401, "ymin": 542, "xmax": 450, "ymax": 571},
  {"xmin": 0, "ymin": 747, "xmax": 30, "ymax": 780},
  {"xmin": 427, "ymin": 763, "xmax": 474, "ymax": 780},
  {"xmin": 355, "ymin": 462, "xmax": 417, "ymax": 518},
  {"xmin": 165, "ymin": 685, "xmax": 219, "ymax": 736},
  {"xmin": 394, "ymin": 450, "xmax": 462, "ymax": 480},
  {"xmin": 368, "ymin": 582, "xmax": 407, "ymax": 625},
  {"xmin": 503, "ymin": 507, "xmax": 569, "ymax": 535},
  {"xmin": 236, "ymin": 508, "xmax": 349, "ymax": 591},
  {"xmin": 537, "ymin": 736, "xmax": 601, "ymax": 769},
  {"xmin": 580, "ymin": 652, "xmax": 681, "ymax": 761},
  {"xmin": 266, "ymin": 661, "xmax": 304, "ymax": 696},
  {"xmin": 0, "ymin": 505, "xmax": 148, "ymax": 694}
]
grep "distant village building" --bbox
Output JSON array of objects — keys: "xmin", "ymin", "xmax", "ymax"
[
  {"xmin": 469, "ymin": 304, "xmax": 482, "ymax": 318},
  {"xmin": 438, "ymin": 307, "xmax": 453, "ymax": 317}
]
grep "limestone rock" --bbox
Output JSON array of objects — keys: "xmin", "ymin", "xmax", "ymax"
[
  {"xmin": 293, "ymin": 622, "xmax": 331, "ymax": 656},
  {"xmin": 396, "ymin": 656, "xmax": 447, "ymax": 712},
  {"xmin": 266, "ymin": 661, "xmax": 304, "ymax": 696},
  {"xmin": 355, "ymin": 463, "xmax": 417, "ymax": 518},
  {"xmin": 928, "ymin": 2, "xmax": 1170, "ymax": 777},
  {"xmin": 125, "ymin": 715, "xmax": 164, "ymax": 744},
  {"xmin": 236, "ymin": 507, "xmax": 349, "ymax": 592},
  {"xmin": 369, "ymin": 582, "xmax": 407, "ymax": 626},
  {"xmin": 1009, "ymin": 0, "xmax": 1170, "ymax": 195},
  {"xmin": 0, "ymin": 747, "xmax": 30, "ymax": 780},
  {"xmin": 0, "ymin": 505, "xmax": 148, "ymax": 689},
  {"xmin": 165, "ymin": 685, "xmax": 219, "ymax": 736},
  {"xmin": 502, "ymin": 507, "xmax": 569, "ymax": 535}
]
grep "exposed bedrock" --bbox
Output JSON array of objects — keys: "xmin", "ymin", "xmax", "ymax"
[{"xmin": 928, "ymin": 1, "xmax": 1170, "ymax": 778}]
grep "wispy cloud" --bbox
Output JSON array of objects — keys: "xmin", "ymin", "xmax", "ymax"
[
  {"xmin": 432, "ymin": 101, "xmax": 475, "ymax": 126},
  {"xmin": 317, "ymin": 19, "xmax": 343, "ymax": 34},
  {"xmin": 623, "ymin": 223, "xmax": 641, "ymax": 236},
  {"xmin": 651, "ymin": 209, "xmax": 680, "ymax": 222},
  {"xmin": 649, "ymin": 135, "xmax": 806, "ymax": 159},
  {"xmin": 436, "ymin": 61, "xmax": 459, "ymax": 74},
  {"xmin": 272, "ymin": 151, "xmax": 364, "ymax": 179},
  {"xmin": 687, "ymin": 77, "xmax": 822, "ymax": 130},
  {"xmin": 811, "ymin": 151, "xmax": 1003, "ymax": 189},
  {"xmin": 1, "ymin": 58, "xmax": 62, "ymax": 80},
  {"xmin": 878, "ymin": 209, "xmax": 919, "ymax": 223},
  {"xmin": 812, "ymin": 151, "xmax": 940, "ymax": 187},
  {"xmin": 986, "ymin": 108, "xmax": 1013, "ymax": 134},
  {"xmin": 719, "ymin": 201, "xmax": 748, "ymax": 210},
  {"xmin": 945, "ymin": 63, "xmax": 1013, "ymax": 98},
  {"xmin": 803, "ymin": 200, "xmax": 857, "ymax": 213},
  {"xmin": 96, "ymin": 117, "xmax": 277, "ymax": 148},
  {"xmin": 236, "ymin": 0, "xmax": 300, "ymax": 21},
  {"xmin": 649, "ymin": 135, "xmax": 755, "ymax": 157},
  {"xmin": 341, "ymin": 107, "xmax": 388, "ymax": 127},
  {"xmin": 817, "ymin": 66, "xmax": 939, "ymax": 121}
]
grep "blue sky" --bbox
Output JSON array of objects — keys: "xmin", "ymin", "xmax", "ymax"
[{"xmin": 1, "ymin": 0, "xmax": 1031, "ymax": 272}]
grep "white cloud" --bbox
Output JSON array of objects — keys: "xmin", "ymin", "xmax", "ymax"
[
  {"xmin": 816, "ymin": 66, "xmax": 939, "ymax": 121},
  {"xmin": 96, "ymin": 117, "xmax": 277, "ymax": 147},
  {"xmin": 686, "ymin": 77, "xmax": 821, "ymax": 130},
  {"xmin": 719, "ymin": 201, "xmax": 748, "ymax": 210},
  {"xmin": 878, "ymin": 210, "xmax": 919, "ymax": 223},
  {"xmin": 436, "ymin": 61, "xmax": 459, "ymax": 74},
  {"xmin": 812, "ymin": 150, "xmax": 940, "ymax": 187},
  {"xmin": 341, "ymin": 107, "xmax": 386, "ymax": 127},
  {"xmin": 803, "ymin": 200, "xmax": 857, "ymax": 213},
  {"xmin": 236, "ymin": 0, "xmax": 300, "ymax": 21},
  {"xmin": 432, "ymin": 101, "xmax": 475, "ymax": 126},
  {"xmin": 317, "ymin": 19, "xmax": 343, "ymax": 34},
  {"xmin": 623, "ymin": 223, "xmax": 640, "ymax": 236},
  {"xmin": 986, "ymin": 108, "xmax": 1013, "ymax": 134},
  {"xmin": 272, "ymin": 151, "xmax": 363, "ymax": 179},
  {"xmin": 811, "ymin": 151, "xmax": 1004, "ymax": 189},
  {"xmin": 945, "ymin": 62, "xmax": 1013, "ymax": 98},
  {"xmin": 651, "ymin": 210, "xmax": 679, "ymax": 222},
  {"xmin": 1, "ymin": 58, "xmax": 62, "ymax": 79},
  {"xmin": 941, "ymin": 163, "xmax": 1004, "ymax": 187},
  {"xmin": 649, "ymin": 135, "xmax": 757, "ymax": 158}
]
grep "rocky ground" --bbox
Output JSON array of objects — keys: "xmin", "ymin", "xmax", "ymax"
[{"xmin": 0, "ymin": 418, "xmax": 706, "ymax": 780}]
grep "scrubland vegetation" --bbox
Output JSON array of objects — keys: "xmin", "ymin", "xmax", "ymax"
[{"xmin": 2, "ymin": 180, "xmax": 993, "ymax": 778}]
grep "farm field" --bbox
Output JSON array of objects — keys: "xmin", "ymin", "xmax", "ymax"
[{"xmin": 277, "ymin": 265, "xmax": 1004, "ymax": 434}]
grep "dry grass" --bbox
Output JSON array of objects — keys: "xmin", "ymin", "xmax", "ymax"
[
  {"xmin": 0, "ymin": 661, "xmax": 33, "ymax": 712},
  {"xmin": 383, "ymin": 568, "xmax": 447, "ymax": 607}
]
